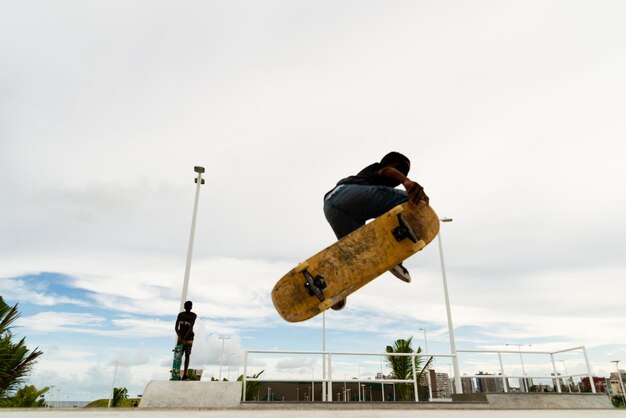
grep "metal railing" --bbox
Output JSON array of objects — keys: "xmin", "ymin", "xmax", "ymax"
[
  {"xmin": 456, "ymin": 346, "xmax": 596, "ymax": 394},
  {"xmin": 242, "ymin": 349, "xmax": 455, "ymax": 402},
  {"xmin": 241, "ymin": 345, "xmax": 595, "ymax": 402}
]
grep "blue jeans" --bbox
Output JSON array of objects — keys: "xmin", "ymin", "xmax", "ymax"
[{"xmin": 323, "ymin": 184, "xmax": 408, "ymax": 239}]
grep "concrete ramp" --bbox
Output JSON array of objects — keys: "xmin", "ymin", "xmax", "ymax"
[{"xmin": 139, "ymin": 381, "xmax": 242, "ymax": 409}]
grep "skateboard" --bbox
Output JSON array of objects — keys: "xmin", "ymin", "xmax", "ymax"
[
  {"xmin": 169, "ymin": 344, "xmax": 183, "ymax": 381},
  {"xmin": 272, "ymin": 201, "xmax": 440, "ymax": 322}
]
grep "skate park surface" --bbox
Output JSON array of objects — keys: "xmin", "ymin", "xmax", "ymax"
[{"xmin": 0, "ymin": 409, "xmax": 624, "ymax": 418}]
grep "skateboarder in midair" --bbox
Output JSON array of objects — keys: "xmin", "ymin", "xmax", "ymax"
[
  {"xmin": 323, "ymin": 151, "xmax": 429, "ymax": 308},
  {"xmin": 175, "ymin": 301, "xmax": 197, "ymax": 380}
]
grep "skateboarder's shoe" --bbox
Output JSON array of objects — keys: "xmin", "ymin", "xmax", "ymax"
[
  {"xmin": 331, "ymin": 299, "xmax": 346, "ymax": 311},
  {"xmin": 389, "ymin": 263, "xmax": 411, "ymax": 283}
]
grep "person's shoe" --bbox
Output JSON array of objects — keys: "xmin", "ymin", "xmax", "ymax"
[
  {"xmin": 331, "ymin": 298, "xmax": 346, "ymax": 311},
  {"xmin": 389, "ymin": 263, "xmax": 411, "ymax": 283}
]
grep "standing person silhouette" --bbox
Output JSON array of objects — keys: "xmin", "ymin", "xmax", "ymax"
[{"xmin": 175, "ymin": 301, "xmax": 197, "ymax": 380}]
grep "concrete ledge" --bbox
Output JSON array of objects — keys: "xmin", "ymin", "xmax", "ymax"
[
  {"xmin": 240, "ymin": 393, "xmax": 612, "ymax": 410},
  {"xmin": 485, "ymin": 393, "xmax": 613, "ymax": 409},
  {"xmin": 451, "ymin": 393, "xmax": 488, "ymax": 403},
  {"xmin": 139, "ymin": 381, "xmax": 242, "ymax": 409}
]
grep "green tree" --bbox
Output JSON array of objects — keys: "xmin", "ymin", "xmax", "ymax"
[
  {"xmin": 0, "ymin": 297, "xmax": 43, "ymax": 397},
  {"xmin": 385, "ymin": 337, "xmax": 423, "ymax": 401},
  {"xmin": 0, "ymin": 385, "xmax": 49, "ymax": 407},
  {"xmin": 111, "ymin": 387, "xmax": 128, "ymax": 407}
]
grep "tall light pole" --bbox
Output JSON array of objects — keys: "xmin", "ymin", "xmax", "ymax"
[
  {"xmin": 437, "ymin": 217, "xmax": 462, "ymax": 394},
  {"xmin": 612, "ymin": 360, "xmax": 626, "ymax": 405},
  {"xmin": 179, "ymin": 166, "xmax": 205, "ymax": 313},
  {"xmin": 419, "ymin": 327, "xmax": 433, "ymax": 401},
  {"xmin": 218, "ymin": 336, "xmax": 230, "ymax": 380},
  {"xmin": 418, "ymin": 328, "xmax": 429, "ymax": 354},
  {"xmin": 322, "ymin": 312, "xmax": 327, "ymax": 401},
  {"xmin": 107, "ymin": 361, "xmax": 119, "ymax": 408}
]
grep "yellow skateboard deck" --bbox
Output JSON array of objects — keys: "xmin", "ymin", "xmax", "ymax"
[{"xmin": 272, "ymin": 201, "xmax": 440, "ymax": 322}]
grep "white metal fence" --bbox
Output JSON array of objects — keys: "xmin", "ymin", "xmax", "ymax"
[{"xmin": 241, "ymin": 345, "xmax": 596, "ymax": 402}]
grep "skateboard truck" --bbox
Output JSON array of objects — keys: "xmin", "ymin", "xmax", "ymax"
[
  {"xmin": 296, "ymin": 262, "xmax": 327, "ymax": 302},
  {"xmin": 303, "ymin": 271, "xmax": 327, "ymax": 302},
  {"xmin": 392, "ymin": 213, "xmax": 419, "ymax": 243}
]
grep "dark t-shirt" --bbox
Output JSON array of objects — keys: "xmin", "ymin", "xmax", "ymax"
[
  {"xmin": 176, "ymin": 311, "xmax": 197, "ymax": 340},
  {"xmin": 336, "ymin": 162, "xmax": 402, "ymax": 188}
]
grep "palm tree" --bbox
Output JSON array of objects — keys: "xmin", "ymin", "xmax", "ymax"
[
  {"xmin": 9, "ymin": 385, "xmax": 49, "ymax": 407},
  {"xmin": 385, "ymin": 337, "xmax": 423, "ymax": 401},
  {"xmin": 0, "ymin": 297, "xmax": 43, "ymax": 397},
  {"xmin": 111, "ymin": 387, "xmax": 128, "ymax": 407},
  {"xmin": 237, "ymin": 370, "xmax": 264, "ymax": 401}
]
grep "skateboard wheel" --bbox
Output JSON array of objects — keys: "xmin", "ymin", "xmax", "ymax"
[
  {"xmin": 294, "ymin": 262, "xmax": 309, "ymax": 273},
  {"xmin": 390, "ymin": 205, "xmax": 404, "ymax": 216},
  {"xmin": 331, "ymin": 299, "xmax": 346, "ymax": 311}
]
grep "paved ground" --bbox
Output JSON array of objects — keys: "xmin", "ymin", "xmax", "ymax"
[{"xmin": 0, "ymin": 410, "xmax": 623, "ymax": 418}]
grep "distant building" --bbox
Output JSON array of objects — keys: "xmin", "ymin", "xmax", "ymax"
[
  {"xmin": 428, "ymin": 370, "xmax": 452, "ymax": 398},
  {"xmin": 518, "ymin": 377, "xmax": 533, "ymax": 392},
  {"xmin": 476, "ymin": 371, "xmax": 506, "ymax": 393},
  {"xmin": 581, "ymin": 376, "xmax": 606, "ymax": 393},
  {"xmin": 609, "ymin": 369, "xmax": 626, "ymax": 396},
  {"xmin": 461, "ymin": 376, "xmax": 476, "ymax": 394}
]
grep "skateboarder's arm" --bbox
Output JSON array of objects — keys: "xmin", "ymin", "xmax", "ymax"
[
  {"xmin": 174, "ymin": 316, "xmax": 181, "ymax": 336},
  {"xmin": 377, "ymin": 167, "xmax": 429, "ymax": 205}
]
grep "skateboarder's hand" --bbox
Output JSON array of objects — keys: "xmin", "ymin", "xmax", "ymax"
[{"xmin": 403, "ymin": 180, "xmax": 429, "ymax": 206}]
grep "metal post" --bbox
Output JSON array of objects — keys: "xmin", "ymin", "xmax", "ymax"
[
  {"xmin": 498, "ymin": 352, "xmax": 508, "ymax": 393},
  {"xmin": 560, "ymin": 360, "xmax": 572, "ymax": 392},
  {"xmin": 328, "ymin": 353, "xmax": 333, "ymax": 402},
  {"xmin": 179, "ymin": 166, "xmax": 205, "ymax": 312},
  {"xmin": 412, "ymin": 355, "xmax": 419, "ymax": 402},
  {"xmin": 550, "ymin": 353, "xmax": 562, "ymax": 393},
  {"xmin": 322, "ymin": 312, "xmax": 326, "ymax": 401},
  {"xmin": 242, "ymin": 351, "xmax": 248, "ymax": 401},
  {"xmin": 580, "ymin": 347, "xmax": 596, "ymax": 394},
  {"xmin": 437, "ymin": 220, "xmax": 462, "ymax": 394},
  {"xmin": 107, "ymin": 361, "xmax": 118, "ymax": 408},
  {"xmin": 218, "ymin": 336, "xmax": 230, "ymax": 380},
  {"xmin": 420, "ymin": 328, "xmax": 433, "ymax": 401}
]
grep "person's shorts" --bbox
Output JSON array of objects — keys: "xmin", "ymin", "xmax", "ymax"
[
  {"xmin": 178, "ymin": 338, "xmax": 194, "ymax": 354},
  {"xmin": 182, "ymin": 340, "xmax": 193, "ymax": 354}
]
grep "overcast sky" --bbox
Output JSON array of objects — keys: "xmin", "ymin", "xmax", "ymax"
[{"xmin": 1, "ymin": 0, "xmax": 625, "ymax": 401}]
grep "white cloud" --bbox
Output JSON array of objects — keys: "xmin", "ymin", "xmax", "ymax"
[{"xmin": 17, "ymin": 312, "xmax": 106, "ymax": 333}]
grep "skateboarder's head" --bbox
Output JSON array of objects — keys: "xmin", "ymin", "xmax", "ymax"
[
  {"xmin": 380, "ymin": 152, "xmax": 410, "ymax": 175},
  {"xmin": 184, "ymin": 301, "xmax": 193, "ymax": 311}
]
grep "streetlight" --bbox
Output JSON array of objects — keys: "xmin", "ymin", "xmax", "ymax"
[
  {"xmin": 179, "ymin": 166, "xmax": 205, "ymax": 312},
  {"xmin": 322, "ymin": 311, "xmax": 327, "ymax": 402},
  {"xmin": 612, "ymin": 360, "xmax": 626, "ymax": 405},
  {"xmin": 418, "ymin": 328, "xmax": 429, "ymax": 354},
  {"xmin": 559, "ymin": 360, "xmax": 572, "ymax": 392},
  {"xmin": 419, "ymin": 327, "xmax": 433, "ymax": 402},
  {"xmin": 437, "ymin": 217, "xmax": 462, "ymax": 394},
  {"xmin": 227, "ymin": 352, "xmax": 234, "ymax": 381},
  {"xmin": 107, "ymin": 361, "xmax": 119, "ymax": 408},
  {"xmin": 218, "ymin": 336, "xmax": 230, "ymax": 380},
  {"xmin": 507, "ymin": 344, "xmax": 531, "ymax": 392}
]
